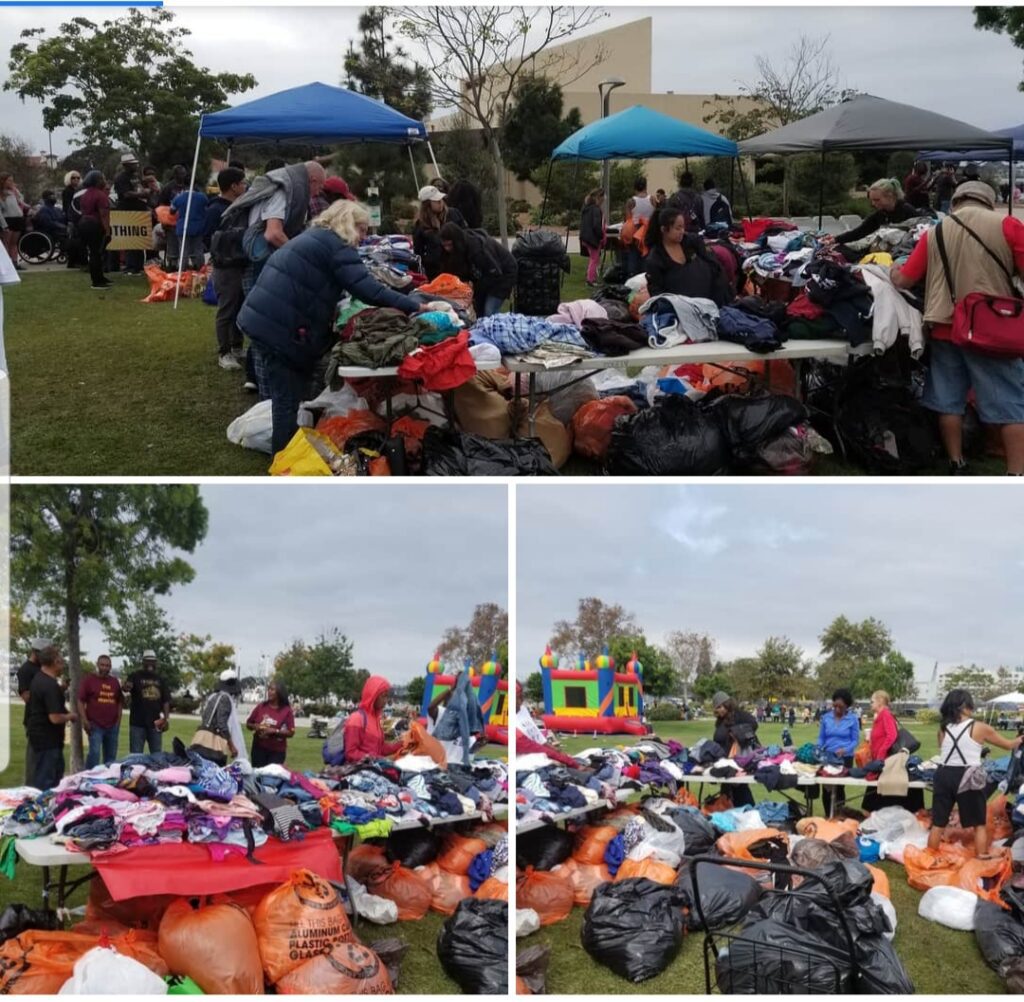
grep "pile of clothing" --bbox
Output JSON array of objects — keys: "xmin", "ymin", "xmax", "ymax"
[{"xmin": 358, "ymin": 234, "xmax": 425, "ymax": 292}]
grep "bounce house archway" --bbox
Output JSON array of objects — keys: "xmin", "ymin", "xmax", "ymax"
[
  {"xmin": 538, "ymin": 645, "xmax": 647, "ymax": 735},
  {"xmin": 420, "ymin": 651, "xmax": 508, "ymax": 745}
]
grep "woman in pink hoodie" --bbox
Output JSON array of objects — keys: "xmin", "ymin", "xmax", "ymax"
[{"xmin": 343, "ymin": 675, "xmax": 402, "ymax": 764}]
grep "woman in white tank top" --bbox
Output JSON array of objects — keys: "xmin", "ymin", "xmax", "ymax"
[{"xmin": 929, "ymin": 688, "xmax": 1022, "ymax": 858}]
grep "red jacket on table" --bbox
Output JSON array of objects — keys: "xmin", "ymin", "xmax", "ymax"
[
  {"xmin": 343, "ymin": 675, "xmax": 402, "ymax": 764},
  {"xmin": 870, "ymin": 705, "xmax": 898, "ymax": 762}
]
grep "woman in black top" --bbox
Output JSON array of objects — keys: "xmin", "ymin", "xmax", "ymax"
[
  {"xmin": 579, "ymin": 188, "xmax": 605, "ymax": 286},
  {"xmin": 711, "ymin": 690, "xmax": 759, "ymax": 807},
  {"xmin": 644, "ymin": 207, "xmax": 731, "ymax": 306},
  {"xmin": 447, "ymin": 179, "xmax": 483, "ymax": 230},
  {"xmin": 833, "ymin": 178, "xmax": 930, "ymax": 246}
]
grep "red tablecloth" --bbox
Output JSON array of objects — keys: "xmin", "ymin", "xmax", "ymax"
[{"xmin": 92, "ymin": 828, "xmax": 341, "ymax": 901}]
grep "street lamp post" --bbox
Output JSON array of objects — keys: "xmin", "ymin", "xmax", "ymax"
[{"xmin": 597, "ymin": 77, "xmax": 626, "ymax": 227}]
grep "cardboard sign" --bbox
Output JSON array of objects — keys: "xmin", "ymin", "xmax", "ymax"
[{"xmin": 108, "ymin": 210, "xmax": 153, "ymax": 251}]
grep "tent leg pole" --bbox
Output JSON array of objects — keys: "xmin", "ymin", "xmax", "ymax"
[
  {"xmin": 1010, "ymin": 143, "xmax": 1016, "ymax": 218},
  {"xmin": 426, "ymin": 140, "xmax": 441, "ymax": 179},
  {"xmin": 173, "ymin": 128, "xmax": 203, "ymax": 311},
  {"xmin": 566, "ymin": 159, "xmax": 580, "ymax": 252},
  {"xmin": 818, "ymin": 150, "xmax": 826, "ymax": 230},
  {"xmin": 737, "ymin": 156, "xmax": 753, "ymax": 223},
  {"xmin": 539, "ymin": 159, "xmax": 553, "ymax": 228},
  {"xmin": 226, "ymin": 146, "xmax": 232, "ymax": 165},
  {"xmin": 408, "ymin": 145, "xmax": 418, "ymax": 189}
]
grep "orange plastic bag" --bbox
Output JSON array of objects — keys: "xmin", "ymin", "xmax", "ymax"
[
  {"xmin": 988, "ymin": 795, "xmax": 1014, "ymax": 841},
  {"xmin": 571, "ymin": 397, "xmax": 638, "ymax": 460},
  {"xmin": 419, "ymin": 862, "xmax": 472, "ymax": 915},
  {"xmin": 391, "ymin": 416, "xmax": 431, "ymax": 460},
  {"xmin": 957, "ymin": 852, "xmax": 1012, "ymax": 903},
  {"xmin": 853, "ymin": 741, "xmax": 871, "ymax": 769},
  {"xmin": 275, "ymin": 941, "xmax": 393, "ymax": 994},
  {"xmin": 418, "ymin": 274, "xmax": 473, "ymax": 310},
  {"xmin": 401, "ymin": 719, "xmax": 447, "ymax": 766},
  {"xmin": 614, "ymin": 857, "xmax": 678, "ymax": 886},
  {"xmin": 675, "ymin": 788, "xmax": 699, "ymax": 809},
  {"xmin": 865, "ymin": 864, "xmax": 890, "ymax": 899},
  {"xmin": 475, "ymin": 876, "xmax": 509, "ymax": 901},
  {"xmin": 437, "ymin": 833, "xmax": 488, "ymax": 875},
  {"xmin": 795, "ymin": 818, "xmax": 859, "ymax": 841},
  {"xmin": 903, "ymin": 845, "xmax": 965, "ymax": 892},
  {"xmin": 252, "ymin": 870, "xmax": 356, "ymax": 983},
  {"xmin": 316, "ymin": 412, "xmax": 386, "ymax": 450},
  {"xmin": 516, "ymin": 867, "xmax": 574, "ymax": 926},
  {"xmin": 516, "ymin": 975, "xmax": 532, "ymax": 994},
  {"xmin": 0, "ymin": 931, "xmax": 91, "ymax": 994},
  {"xmin": 347, "ymin": 843, "xmax": 391, "ymax": 885},
  {"xmin": 716, "ymin": 828, "xmax": 789, "ymax": 861},
  {"xmin": 367, "ymin": 862, "xmax": 432, "ymax": 921},
  {"xmin": 84, "ymin": 879, "xmax": 177, "ymax": 931},
  {"xmin": 158, "ymin": 898, "xmax": 262, "ymax": 994},
  {"xmin": 565, "ymin": 860, "xmax": 612, "ymax": 905},
  {"xmin": 702, "ymin": 794, "xmax": 734, "ymax": 815},
  {"xmin": 155, "ymin": 205, "xmax": 178, "ymax": 228},
  {"xmin": 573, "ymin": 826, "xmax": 618, "ymax": 867}
]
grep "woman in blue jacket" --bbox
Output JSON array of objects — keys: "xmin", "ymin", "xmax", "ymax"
[
  {"xmin": 818, "ymin": 687, "xmax": 860, "ymax": 815},
  {"xmin": 238, "ymin": 200, "xmax": 422, "ymax": 455}
]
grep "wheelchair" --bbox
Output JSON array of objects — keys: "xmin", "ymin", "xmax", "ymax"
[{"xmin": 17, "ymin": 226, "xmax": 67, "ymax": 266}]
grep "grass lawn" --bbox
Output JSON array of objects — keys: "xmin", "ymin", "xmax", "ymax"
[
  {"xmin": 7, "ymin": 261, "xmax": 995, "ymax": 476},
  {"xmin": 0, "ymin": 717, "xmax": 507, "ymax": 994},
  {"xmin": 519, "ymin": 719, "xmax": 1006, "ymax": 994}
]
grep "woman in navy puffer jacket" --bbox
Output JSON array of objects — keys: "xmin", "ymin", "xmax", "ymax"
[{"xmin": 238, "ymin": 199, "xmax": 421, "ymax": 455}]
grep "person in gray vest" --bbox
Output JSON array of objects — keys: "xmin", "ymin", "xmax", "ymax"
[
  {"xmin": 892, "ymin": 180, "xmax": 1024, "ymax": 475},
  {"xmin": 190, "ymin": 669, "xmax": 248, "ymax": 767}
]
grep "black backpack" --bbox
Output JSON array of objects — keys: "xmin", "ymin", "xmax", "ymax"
[{"xmin": 708, "ymin": 194, "xmax": 732, "ymax": 227}]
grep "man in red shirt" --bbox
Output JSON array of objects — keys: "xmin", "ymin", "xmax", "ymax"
[
  {"xmin": 892, "ymin": 181, "xmax": 1024, "ymax": 475},
  {"xmin": 77, "ymin": 653, "xmax": 124, "ymax": 767}
]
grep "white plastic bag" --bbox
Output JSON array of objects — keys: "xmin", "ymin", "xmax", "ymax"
[
  {"xmin": 627, "ymin": 830, "xmax": 686, "ymax": 870},
  {"xmin": 297, "ymin": 384, "xmax": 367, "ymax": 426},
  {"xmin": 346, "ymin": 875, "xmax": 398, "ymax": 925},
  {"xmin": 871, "ymin": 892, "xmax": 897, "ymax": 940},
  {"xmin": 516, "ymin": 908, "xmax": 541, "ymax": 938},
  {"xmin": 735, "ymin": 810, "xmax": 768, "ymax": 833},
  {"xmin": 860, "ymin": 806, "xmax": 920, "ymax": 844},
  {"xmin": 917, "ymin": 885, "xmax": 978, "ymax": 932},
  {"xmin": 226, "ymin": 399, "xmax": 273, "ymax": 454},
  {"xmin": 879, "ymin": 826, "xmax": 929, "ymax": 864},
  {"xmin": 58, "ymin": 947, "xmax": 167, "ymax": 995}
]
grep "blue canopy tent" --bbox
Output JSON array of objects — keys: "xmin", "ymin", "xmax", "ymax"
[
  {"xmin": 175, "ymin": 82, "xmax": 437, "ymax": 306},
  {"xmin": 919, "ymin": 123, "xmax": 1024, "ymax": 162},
  {"xmin": 540, "ymin": 104, "xmax": 745, "ymax": 239}
]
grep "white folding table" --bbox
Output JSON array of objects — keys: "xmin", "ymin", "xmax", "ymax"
[{"xmin": 14, "ymin": 837, "xmax": 94, "ymax": 916}]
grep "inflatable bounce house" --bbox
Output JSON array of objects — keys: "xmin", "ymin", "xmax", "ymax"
[
  {"xmin": 538, "ymin": 645, "xmax": 647, "ymax": 735},
  {"xmin": 420, "ymin": 652, "xmax": 509, "ymax": 745}
]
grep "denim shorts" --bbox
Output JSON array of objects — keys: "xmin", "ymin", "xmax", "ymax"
[{"xmin": 922, "ymin": 338, "xmax": 1024, "ymax": 424}]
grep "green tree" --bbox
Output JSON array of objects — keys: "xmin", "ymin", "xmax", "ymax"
[
  {"xmin": 994, "ymin": 665, "xmax": 1017, "ymax": 695},
  {"xmin": 854, "ymin": 650, "xmax": 918, "ymax": 702},
  {"xmin": 341, "ymin": 7, "xmax": 433, "ymax": 229},
  {"xmin": 436, "ymin": 603, "xmax": 508, "ymax": 671},
  {"xmin": 816, "ymin": 615, "xmax": 893, "ymax": 696},
  {"xmin": 524, "ymin": 671, "xmax": 544, "ymax": 704},
  {"xmin": 0, "ymin": 134, "xmax": 48, "ymax": 202},
  {"xmin": 549, "ymin": 597, "xmax": 638, "ymax": 663},
  {"xmin": 105, "ymin": 594, "xmax": 186, "ymax": 694},
  {"xmin": 180, "ymin": 634, "xmax": 239, "ymax": 699},
  {"xmin": 976, "ymin": 8, "xmax": 1024, "ymax": 90},
  {"xmin": 272, "ymin": 628, "xmax": 359, "ymax": 703},
  {"xmin": 11, "ymin": 486, "xmax": 208, "ymax": 770},
  {"xmin": 693, "ymin": 670, "xmax": 732, "ymax": 703},
  {"xmin": 723, "ymin": 656, "xmax": 764, "ymax": 703},
  {"xmin": 607, "ymin": 635, "xmax": 676, "ymax": 700},
  {"xmin": 940, "ymin": 664, "xmax": 999, "ymax": 701},
  {"xmin": 406, "ymin": 675, "xmax": 426, "ymax": 709},
  {"xmin": 664, "ymin": 630, "xmax": 716, "ymax": 700},
  {"xmin": 5, "ymin": 9, "xmax": 256, "ymax": 169},
  {"xmin": 751, "ymin": 636, "xmax": 810, "ymax": 701},
  {"xmin": 531, "ymin": 159, "xmax": 599, "ymax": 225},
  {"xmin": 503, "ymin": 75, "xmax": 582, "ymax": 181}
]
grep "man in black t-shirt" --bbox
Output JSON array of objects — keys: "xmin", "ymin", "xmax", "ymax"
[
  {"xmin": 17, "ymin": 637, "xmax": 48, "ymax": 784},
  {"xmin": 26, "ymin": 646, "xmax": 77, "ymax": 791},
  {"xmin": 112, "ymin": 153, "xmax": 150, "ymax": 275},
  {"xmin": 124, "ymin": 650, "xmax": 171, "ymax": 754}
]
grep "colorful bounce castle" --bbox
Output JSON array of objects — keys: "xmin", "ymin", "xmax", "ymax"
[
  {"xmin": 420, "ymin": 652, "xmax": 509, "ymax": 745},
  {"xmin": 538, "ymin": 645, "xmax": 647, "ymax": 735}
]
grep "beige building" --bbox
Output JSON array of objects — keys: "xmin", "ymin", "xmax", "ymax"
[{"xmin": 427, "ymin": 16, "xmax": 757, "ymax": 206}]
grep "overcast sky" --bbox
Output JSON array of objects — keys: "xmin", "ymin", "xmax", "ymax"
[
  {"xmin": 76, "ymin": 485, "xmax": 507, "ymax": 683},
  {"xmin": 517, "ymin": 485, "xmax": 1024, "ymax": 695},
  {"xmin": 1, "ymin": 7, "xmax": 1022, "ymax": 158}
]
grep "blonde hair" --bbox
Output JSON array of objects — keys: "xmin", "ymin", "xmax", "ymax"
[
  {"xmin": 64, "ymin": 170, "xmax": 81, "ymax": 185},
  {"xmin": 311, "ymin": 199, "xmax": 370, "ymax": 245},
  {"xmin": 872, "ymin": 690, "xmax": 891, "ymax": 706},
  {"xmin": 868, "ymin": 178, "xmax": 904, "ymax": 202}
]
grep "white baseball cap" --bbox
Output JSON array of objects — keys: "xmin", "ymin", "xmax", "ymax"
[
  {"xmin": 121, "ymin": 152, "xmax": 139, "ymax": 164},
  {"xmin": 418, "ymin": 185, "xmax": 445, "ymax": 203},
  {"xmin": 30, "ymin": 637, "xmax": 51, "ymax": 652},
  {"xmin": 219, "ymin": 668, "xmax": 239, "ymax": 682},
  {"xmin": 142, "ymin": 649, "xmax": 157, "ymax": 661}
]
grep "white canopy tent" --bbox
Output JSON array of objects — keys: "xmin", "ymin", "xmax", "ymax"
[{"xmin": 982, "ymin": 692, "xmax": 1024, "ymax": 706}]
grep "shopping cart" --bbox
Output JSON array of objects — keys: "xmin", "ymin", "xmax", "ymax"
[{"xmin": 689, "ymin": 855, "xmax": 861, "ymax": 994}]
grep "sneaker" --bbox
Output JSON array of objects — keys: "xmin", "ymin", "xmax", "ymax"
[
  {"xmin": 243, "ymin": 380, "xmax": 258, "ymax": 392},
  {"xmin": 230, "ymin": 347, "xmax": 246, "ymax": 361},
  {"xmin": 218, "ymin": 354, "xmax": 242, "ymax": 371},
  {"xmin": 948, "ymin": 458, "xmax": 969, "ymax": 476},
  {"xmin": 91, "ymin": 282, "xmax": 113, "ymax": 290}
]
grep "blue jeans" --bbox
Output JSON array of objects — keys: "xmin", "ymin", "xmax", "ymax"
[
  {"xmin": 923, "ymin": 338, "xmax": 1024, "ymax": 424},
  {"xmin": 482, "ymin": 295, "xmax": 506, "ymax": 317},
  {"xmin": 251, "ymin": 343, "xmax": 316, "ymax": 455},
  {"xmin": 32, "ymin": 746, "xmax": 65, "ymax": 791},
  {"xmin": 86, "ymin": 724, "xmax": 120, "ymax": 768},
  {"xmin": 129, "ymin": 725, "xmax": 163, "ymax": 755}
]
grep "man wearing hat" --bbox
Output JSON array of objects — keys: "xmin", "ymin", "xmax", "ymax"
[
  {"xmin": 112, "ymin": 153, "xmax": 150, "ymax": 275},
  {"xmin": 309, "ymin": 176, "xmax": 357, "ymax": 219},
  {"xmin": 17, "ymin": 637, "xmax": 48, "ymax": 783},
  {"xmin": 892, "ymin": 180, "xmax": 1024, "ymax": 475},
  {"xmin": 190, "ymin": 669, "xmax": 248, "ymax": 766},
  {"xmin": 124, "ymin": 650, "xmax": 171, "ymax": 754}
]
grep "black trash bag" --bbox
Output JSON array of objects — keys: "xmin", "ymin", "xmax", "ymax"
[
  {"xmin": 667, "ymin": 809, "xmax": 718, "ymax": 857},
  {"xmin": 371, "ymin": 938, "xmax": 409, "ymax": 992},
  {"xmin": 854, "ymin": 935, "xmax": 916, "ymax": 995},
  {"xmin": 790, "ymin": 836, "xmax": 851, "ymax": 870},
  {"xmin": 0, "ymin": 904, "xmax": 60, "ymax": 944},
  {"xmin": 385, "ymin": 828, "xmax": 441, "ymax": 868},
  {"xmin": 675, "ymin": 860, "xmax": 762, "ymax": 931},
  {"xmin": 581, "ymin": 878, "xmax": 685, "ymax": 983},
  {"xmin": 976, "ymin": 900, "xmax": 1024, "ymax": 975},
  {"xmin": 607, "ymin": 396, "xmax": 730, "ymax": 476},
  {"xmin": 437, "ymin": 899, "xmax": 508, "ymax": 995},
  {"xmin": 516, "ymin": 826, "xmax": 574, "ymax": 871},
  {"xmin": 422, "ymin": 428, "xmax": 559, "ymax": 477},
  {"xmin": 516, "ymin": 944, "xmax": 551, "ymax": 994},
  {"xmin": 703, "ymin": 392, "xmax": 808, "ymax": 467},
  {"xmin": 513, "ymin": 230, "xmax": 571, "ymax": 262},
  {"xmin": 715, "ymin": 917, "xmax": 853, "ymax": 994},
  {"xmin": 600, "ymin": 263, "xmax": 627, "ymax": 286}
]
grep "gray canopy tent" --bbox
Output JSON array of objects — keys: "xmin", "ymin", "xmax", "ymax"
[{"xmin": 738, "ymin": 94, "xmax": 1014, "ymax": 226}]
